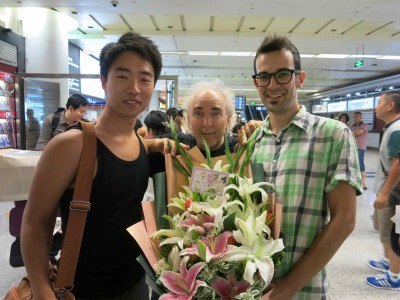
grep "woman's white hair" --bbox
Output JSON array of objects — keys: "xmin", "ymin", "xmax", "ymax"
[{"xmin": 184, "ymin": 79, "xmax": 236, "ymax": 133}]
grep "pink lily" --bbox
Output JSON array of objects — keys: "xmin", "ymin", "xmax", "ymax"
[
  {"xmin": 159, "ymin": 256, "xmax": 206, "ymax": 300},
  {"xmin": 181, "ymin": 231, "xmax": 232, "ymax": 263},
  {"xmin": 180, "ymin": 213, "xmax": 215, "ymax": 235},
  {"xmin": 211, "ymin": 270, "xmax": 250, "ymax": 300}
]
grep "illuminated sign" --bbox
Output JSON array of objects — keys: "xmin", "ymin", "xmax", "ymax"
[
  {"xmin": 354, "ymin": 60, "xmax": 364, "ymax": 69},
  {"xmin": 328, "ymin": 101, "xmax": 347, "ymax": 112}
]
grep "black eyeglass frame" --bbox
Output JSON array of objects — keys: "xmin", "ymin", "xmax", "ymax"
[{"xmin": 252, "ymin": 69, "xmax": 301, "ymax": 87}]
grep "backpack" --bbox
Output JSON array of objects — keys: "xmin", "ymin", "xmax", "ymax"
[{"xmin": 51, "ymin": 108, "xmax": 65, "ymax": 133}]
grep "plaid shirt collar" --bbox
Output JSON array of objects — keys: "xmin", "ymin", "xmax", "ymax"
[{"xmin": 257, "ymin": 105, "xmax": 310, "ymax": 140}]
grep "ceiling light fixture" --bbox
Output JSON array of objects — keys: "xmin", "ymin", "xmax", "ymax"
[
  {"xmin": 187, "ymin": 51, "xmax": 219, "ymax": 56},
  {"xmin": 348, "ymin": 55, "xmax": 380, "ymax": 59},
  {"xmin": 376, "ymin": 56, "xmax": 400, "ymax": 60},
  {"xmin": 300, "ymin": 54, "xmax": 315, "ymax": 58},
  {"xmin": 315, "ymin": 54, "xmax": 349, "ymax": 59},
  {"xmin": 220, "ymin": 52, "xmax": 253, "ymax": 56}
]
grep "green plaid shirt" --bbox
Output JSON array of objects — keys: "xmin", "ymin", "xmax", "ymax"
[{"xmin": 252, "ymin": 106, "xmax": 362, "ymax": 299}]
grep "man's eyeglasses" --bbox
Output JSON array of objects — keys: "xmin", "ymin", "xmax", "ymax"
[{"xmin": 252, "ymin": 69, "xmax": 300, "ymax": 87}]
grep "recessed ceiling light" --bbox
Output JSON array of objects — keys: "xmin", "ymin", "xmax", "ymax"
[
  {"xmin": 249, "ymin": 27, "xmax": 256, "ymax": 30},
  {"xmin": 88, "ymin": 26, "xmax": 93, "ymax": 29},
  {"xmin": 167, "ymin": 25, "xmax": 174, "ymax": 29},
  {"xmin": 71, "ymin": 11, "xmax": 78, "ymax": 15}
]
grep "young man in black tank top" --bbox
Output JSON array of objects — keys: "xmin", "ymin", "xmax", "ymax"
[{"xmin": 21, "ymin": 32, "xmax": 187, "ymax": 300}]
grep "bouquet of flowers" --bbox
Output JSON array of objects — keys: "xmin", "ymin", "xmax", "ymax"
[{"xmin": 128, "ymin": 126, "xmax": 284, "ymax": 300}]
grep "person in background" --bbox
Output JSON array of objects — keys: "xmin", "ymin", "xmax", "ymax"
[
  {"xmin": 144, "ymin": 110, "xmax": 171, "ymax": 137},
  {"xmin": 249, "ymin": 34, "xmax": 362, "ymax": 299},
  {"xmin": 231, "ymin": 115, "xmax": 245, "ymax": 136},
  {"xmin": 21, "ymin": 31, "xmax": 184, "ymax": 300},
  {"xmin": 166, "ymin": 107, "xmax": 188, "ymax": 133},
  {"xmin": 35, "ymin": 94, "xmax": 88, "ymax": 150},
  {"xmin": 25, "ymin": 109, "xmax": 41, "ymax": 150},
  {"xmin": 366, "ymin": 91, "xmax": 400, "ymax": 290},
  {"xmin": 339, "ymin": 112, "xmax": 350, "ymax": 127},
  {"xmin": 329, "ymin": 113, "xmax": 338, "ymax": 120},
  {"xmin": 351, "ymin": 111, "xmax": 369, "ymax": 190}
]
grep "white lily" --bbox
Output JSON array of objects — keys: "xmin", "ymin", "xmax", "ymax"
[
  {"xmin": 222, "ymin": 210, "xmax": 284, "ymax": 284},
  {"xmin": 233, "ymin": 210, "xmax": 271, "ymax": 247},
  {"xmin": 200, "ymin": 159, "xmax": 231, "ymax": 172},
  {"xmin": 168, "ymin": 245, "xmax": 182, "ymax": 272},
  {"xmin": 151, "ymin": 213, "xmax": 189, "ymax": 249},
  {"xmin": 224, "ymin": 177, "xmax": 274, "ymax": 211},
  {"xmin": 222, "ymin": 236, "xmax": 284, "ymax": 285},
  {"xmin": 196, "ymin": 195, "xmax": 244, "ymax": 231}
]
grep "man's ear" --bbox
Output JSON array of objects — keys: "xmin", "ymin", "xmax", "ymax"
[
  {"xmin": 100, "ymin": 75, "xmax": 107, "ymax": 92},
  {"xmin": 296, "ymin": 71, "xmax": 306, "ymax": 89},
  {"xmin": 225, "ymin": 116, "xmax": 231, "ymax": 132}
]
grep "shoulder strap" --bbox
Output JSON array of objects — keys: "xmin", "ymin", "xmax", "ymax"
[
  {"xmin": 51, "ymin": 109, "xmax": 64, "ymax": 133},
  {"xmin": 55, "ymin": 121, "xmax": 97, "ymax": 288}
]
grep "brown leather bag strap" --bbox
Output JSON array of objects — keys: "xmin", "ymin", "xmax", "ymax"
[{"xmin": 55, "ymin": 121, "xmax": 97, "ymax": 288}]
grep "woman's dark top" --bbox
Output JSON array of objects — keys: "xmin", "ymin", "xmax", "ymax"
[{"xmin": 59, "ymin": 134, "xmax": 149, "ymax": 298}]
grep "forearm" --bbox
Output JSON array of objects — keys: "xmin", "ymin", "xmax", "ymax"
[
  {"xmin": 146, "ymin": 138, "xmax": 166, "ymax": 153},
  {"xmin": 271, "ymin": 182, "xmax": 356, "ymax": 298},
  {"xmin": 21, "ymin": 216, "xmax": 57, "ymax": 299},
  {"xmin": 379, "ymin": 162, "xmax": 400, "ymax": 196}
]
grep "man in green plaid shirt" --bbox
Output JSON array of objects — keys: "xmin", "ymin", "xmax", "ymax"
[{"xmin": 250, "ymin": 35, "xmax": 363, "ymax": 299}]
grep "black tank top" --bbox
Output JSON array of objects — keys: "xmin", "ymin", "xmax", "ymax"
[{"xmin": 59, "ymin": 133, "xmax": 149, "ymax": 298}]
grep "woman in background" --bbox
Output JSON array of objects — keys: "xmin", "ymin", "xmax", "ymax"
[{"xmin": 339, "ymin": 113, "xmax": 350, "ymax": 127}]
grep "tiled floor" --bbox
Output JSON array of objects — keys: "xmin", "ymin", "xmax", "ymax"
[{"xmin": 0, "ymin": 149, "xmax": 399, "ymax": 299}]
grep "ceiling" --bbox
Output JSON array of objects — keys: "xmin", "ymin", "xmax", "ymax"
[{"xmin": 1, "ymin": 0, "xmax": 400, "ymax": 105}]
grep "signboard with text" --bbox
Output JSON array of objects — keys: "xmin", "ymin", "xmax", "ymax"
[
  {"xmin": 312, "ymin": 104, "xmax": 328, "ymax": 113},
  {"xmin": 327, "ymin": 101, "xmax": 347, "ymax": 113},
  {"xmin": 347, "ymin": 98, "xmax": 374, "ymax": 111}
]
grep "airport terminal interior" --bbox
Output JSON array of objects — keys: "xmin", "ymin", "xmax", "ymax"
[
  {"xmin": 1, "ymin": 150, "xmax": 399, "ymax": 299},
  {"xmin": 1, "ymin": 0, "xmax": 400, "ymax": 299}
]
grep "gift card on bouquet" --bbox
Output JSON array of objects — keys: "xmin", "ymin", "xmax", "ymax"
[{"xmin": 189, "ymin": 166, "xmax": 230, "ymax": 196}]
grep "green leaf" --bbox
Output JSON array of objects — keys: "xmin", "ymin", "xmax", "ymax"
[
  {"xmin": 224, "ymin": 134, "xmax": 234, "ymax": 173},
  {"xmin": 223, "ymin": 212, "xmax": 237, "ymax": 231},
  {"xmin": 239, "ymin": 127, "xmax": 260, "ymax": 177},
  {"xmin": 171, "ymin": 155, "xmax": 191, "ymax": 177},
  {"xmin": 200, "ymin": 133, "xmax": 212, "ymax": 168},
  {"xmin": 170, "ymin": 117, "xmax": 193, "ymax": 173},
  {"xmin": 198, "ymin": 240, "xmax": 207, "ymax": 262}
]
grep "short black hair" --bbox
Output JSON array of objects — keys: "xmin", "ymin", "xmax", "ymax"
[
  {"xmin": 166, "ymin": 107, "xmax": 178, "ymax": 120},
  {"xmin": 144, "ymin": 110, "xmax": 171, "ymax": 136},
  {"xmin": 99, "ymin": 31, "xmax": 162, "ymax": 84},
  {"xmin": 66, "ymin": 94, "xmax": 88, "ymax": 109},
  {"xmin": 382, "ymin": 91, "xmax": 400, "ymax": 113},
  {"xmin": 254, "ymin": 34, "xmax": 301, "ymax": 74}
]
